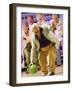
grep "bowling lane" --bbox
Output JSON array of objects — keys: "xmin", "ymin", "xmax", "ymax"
[{"xmin": 21, "ymin": 65, "xmax": 63, "ymax": 77}]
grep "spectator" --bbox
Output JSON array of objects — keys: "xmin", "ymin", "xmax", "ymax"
[
  {"xmin": 27, "ymin": 15, "xmax": 34, "ymax": 34},
  {"xmin": 50, "ymin": 14, "xmax": 63, "ymax": 66},
  {"xmin": 22, "ymin": 21, "xmax": 31, "ymax": 68}
]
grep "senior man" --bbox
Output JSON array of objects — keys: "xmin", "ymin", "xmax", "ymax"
[{"xmin": 30, "ymin": 23, "xmax": 60, "ymax": 76}]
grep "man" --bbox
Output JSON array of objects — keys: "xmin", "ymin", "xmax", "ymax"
[
  {"xmin": 22, "ymin": 21, "xmax": 31, "ymax": 68},
  {"xmin": 30, "ymin": 23, "xmax": 60, "ymax": 75},
  {"xmin": 50, "ymin": 14, "xmax": 63, "ymax": 66},
  {"xmin": 32, "ymin": 14, "xmax": 50, "ymax": 68},
  {"xmin": 36, "ymin": 14, "xmax": 46, "ymax": 26},
  {"xmin": 27, "ymin": 15, "xmax": 34, "ymax": 34}
]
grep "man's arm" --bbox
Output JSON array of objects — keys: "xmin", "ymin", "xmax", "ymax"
[
  {"xmin": 30, "ymin": 39, "xmax": 36, "ymax": 64},
  {"xmin": 30, "ymin": 33, "xmax": 40, "ymax": 64}
]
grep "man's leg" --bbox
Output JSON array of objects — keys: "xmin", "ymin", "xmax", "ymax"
[
  {"xmin": 24, "ymin": 49, "xmax": 30, "ymax": 67},
  {"xmin": 32, "ymin": 49, "xmax": 39, "ymax": 65},
  {"xmin": 39, "ymin": 51, "xmax": 48, "ymax": 75},
  {"xmin": 48, "ymin": 45, "xmax": 56, "ymax": 74}
]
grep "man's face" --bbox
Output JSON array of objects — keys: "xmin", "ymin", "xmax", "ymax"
[
  {"xmin": 37, "ymin": 14, "xmax": 44, "ymax": 23},
  {"xmin": 52, "ymin": 15, "xmax": 58, "ymax": 21},
  {"xmin": 27, "ymin": 16, "xmax": 33, "ymax": 24}
]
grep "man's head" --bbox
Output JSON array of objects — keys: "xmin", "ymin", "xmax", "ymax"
[
  {"xmin": 27, "ymin": 16, "xmax": 34, "ymax": 24},
  {"xmin": 36, "ymin": 13, "xmax": 45, "ymax": 25},
  {"xmin": 52, "ymin": 14, "xmax": 59, "ymax": 22}
]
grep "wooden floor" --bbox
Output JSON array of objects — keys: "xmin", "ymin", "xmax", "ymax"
[{"xmin": 21, "ymin": 65, "xmax": 63, "ymax": 77}]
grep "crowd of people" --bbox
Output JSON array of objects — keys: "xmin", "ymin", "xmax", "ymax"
[{"xmin": 21, "ymin": 13, "xmax": 63, "ymax": 76}]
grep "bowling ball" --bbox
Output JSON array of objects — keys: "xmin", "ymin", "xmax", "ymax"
[{"xmin": 28, "ymin": 64, "xmax": 37, "ymax": 74}]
